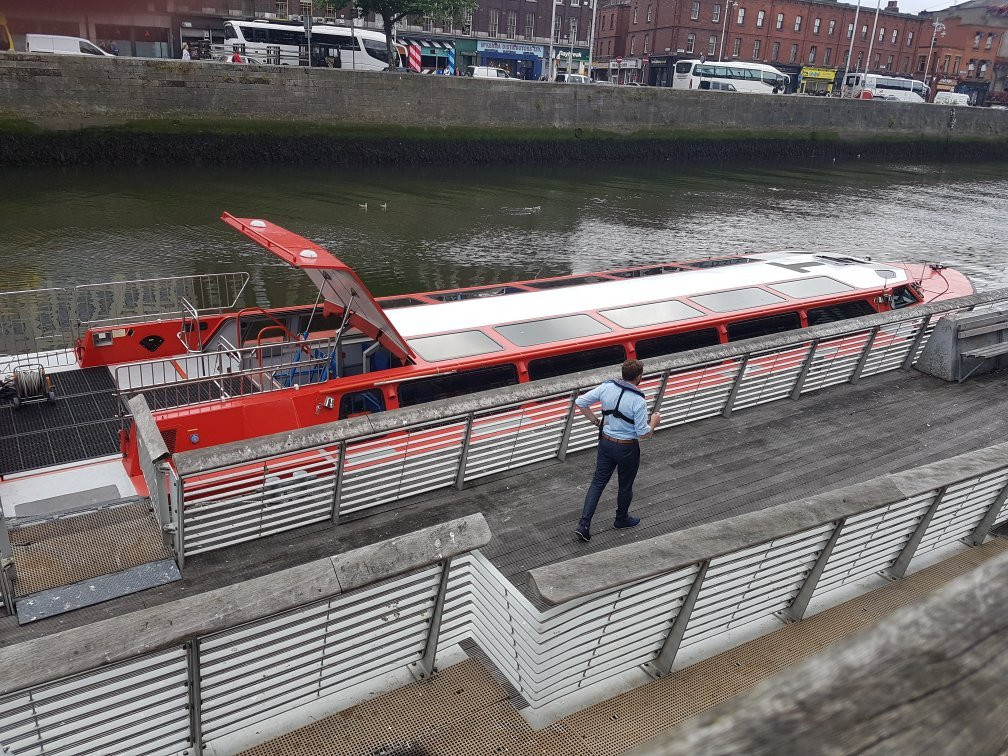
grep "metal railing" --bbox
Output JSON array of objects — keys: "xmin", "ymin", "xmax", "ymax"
[
  {"xmin": 0, "ymin": 287, "xmax": 76, "ymax": 371},
  {"xmin": 170, "ymin": 288, "xmax": 1008, "ymax": 561},
  {"xmin": 1, "ymin": 446, "xmax": 1006, "ymax": 754}
]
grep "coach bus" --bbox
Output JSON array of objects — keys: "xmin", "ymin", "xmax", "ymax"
[
  {"xmin": 843, "ymin": 72, "xmax": 928, "ymax": 102},
  {"xmin": 222, "ymin": 18, "xmax": 397, "ymax": 69},
  {"xmin": 672, "ymin": 60, "xmax": 789, "ymax": 93}
]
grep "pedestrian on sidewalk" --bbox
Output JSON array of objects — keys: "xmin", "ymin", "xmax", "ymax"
[
  {"xmin": 181, "ymin": 43, "xmax": 191, "ymax": 61},
  {"xmin": 573, "ymin": 359, "xmax": 661, "ymax": 542}
]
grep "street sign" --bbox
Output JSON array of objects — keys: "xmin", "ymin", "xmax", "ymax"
[
  {"xmin": 303, "ymin": 15, "xmax": 312, "ymax": 32},
  {"xmin": 643, "ymin": 56, "xmax": 649, "ymax": 64},
  {"xmin": 616, "ymin": 56, "xmax": 623, "ymax": 63}
]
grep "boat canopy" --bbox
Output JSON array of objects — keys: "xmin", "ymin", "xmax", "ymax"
[{"xmin": 222, "ymin": 213, "xmax": 415, "ymax": 363}]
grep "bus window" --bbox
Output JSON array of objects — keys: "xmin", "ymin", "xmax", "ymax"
[
  {"xmin": 807, "ymin": 300, "xmax": 875, "ymax": 325},
  {"xmin": 727, "ymin": 312, "xmax": 801, "ymax": 340},
  {"xmin": 890, "ymin": 286, "xmax": 919, "ymax": 309},
  {"xmin": 397, "ymin": 364, "xmax": 518, "ymax": 407},
  {"xmin": 339, "ymin": 389, "xmax": 385, "ymax": 418},
  {"xmin": 635, "ymin": 328, "xmax": 720, "ymax": 359},
  {"xmin": 527, "ymin": 345, "xmax": 626, "ymax": 381}
]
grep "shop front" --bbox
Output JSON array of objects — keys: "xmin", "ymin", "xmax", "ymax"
[
  {"xmin": 555, "ymin": 47, "xmax": 589, "ymax": 77},
  {"xmin": 608, "ymin": 57, "xmax": 642, "ymax": 84},
  {"xmin": 647, "ymin": 55, "xmax": 673, "ymax": 87},
  {"xmin": 798, "ymin": 66, "xmax": 837, "ymax": 95},
  {"xmin": 475, "ymin": 39, "xmax": 544, "ymax": 80}
]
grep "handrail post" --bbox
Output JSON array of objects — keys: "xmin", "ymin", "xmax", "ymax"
[
  {"xmin": 156, "ymin": 462, "xmax": 175, "ymax": 552},
  {"xmin": 331, "ymin": 441, "xmax": 346, "ymax": 526},
  {"xmin": 850, "ymin": 326, "xmax": 881, "ymax": 384},
  {"xmin": 185, "ymin": 640, "xmax": 204, "ymax": 755},
  {"xmin": 644, "ymin": 560, "xmax": 709, "ymax": 679},
  {"xmin": 721, "ymin": 355, "xmax": 749, "ymax": 418},
  {"xmin": 884, "ymin": 485, "xmax": 947, "ymax": 580},
  {"xmin": 175, "ymin": 472, "xmax": 187, "ymax": 572},
  {"xmin": 964, "ymin": 475, "xmax": 1008, "ymax": 546},
  {"xmin": 902, "ymin": 313, "xmax": 933, "ymax": 369},
  {"xmin": 411, "ymin": 557, "xmax": 453, "ymax": 681},
  {"xmin": 455, "ymin": 414, "xmax": 475, "ymax": 490},
  {"xmin": 776, "ymin": 518, "xmax": 846, "ymax": 623},
  {"xmin": 557, "ymin": 392, "xmax": 579, "ymax": 461},
  {"xmin": 790, "ymin": 339, "xmax": 819, "ymax": 399},
  {"xmin": 652, "ymin": 368, "xmax": 671, "ymax": 417}
]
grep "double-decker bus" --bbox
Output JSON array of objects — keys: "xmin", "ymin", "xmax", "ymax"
[
  {"xmin": 672, "ymin": 60, "xmax": 789, "ymax": 93},
  {"xmin": 843, "ymin": 72, "xmax": 928, "ymax": 103},
  {"xmin": 222, "ymin": 18, "xmax": 397, "ymax": 69}
]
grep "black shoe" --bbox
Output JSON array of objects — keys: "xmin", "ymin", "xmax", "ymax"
[
  {"xmin": 574, "ymin": 525, "xmax": 591, "ymax": 542},
  {"xmin": 614, "ymin": 516, "xmax": 640, "ymax": 529}
]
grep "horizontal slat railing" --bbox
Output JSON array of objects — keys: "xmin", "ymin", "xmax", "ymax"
[{"xmin": 172, "ymin": 289, "xmax": 1008, "ymax": 561}]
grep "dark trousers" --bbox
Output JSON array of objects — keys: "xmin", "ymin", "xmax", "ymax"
[{"xmin": 579, "ymin": 437, "xmax": 641, "ymax": 529}]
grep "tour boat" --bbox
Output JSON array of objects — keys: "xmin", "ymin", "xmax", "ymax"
[{"xmin": 0, "ymin": 212, "xmax": 972, "ymax": 483}]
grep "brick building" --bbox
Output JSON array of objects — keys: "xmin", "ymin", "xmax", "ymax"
[{"xmin": 922, "ymin": 0, "xmax": 1008, "ymax": 103}]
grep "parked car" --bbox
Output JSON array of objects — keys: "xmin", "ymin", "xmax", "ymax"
[
  {"xmin": 933, "ymin": 92, "xmax": 971, "ymax": 107},
  {"xmin": 214, "ymin": 53, "xmax": 263, "ymax": 64},
  {"xmin": 555, "ymin": 73, "xmax": 590, "ymax": 84},
  {"xmin": 467, "ymin": 65, "xmax": 513, "ymax": 79},
  {"xmin": 25, "ymin": 34, "xmax": 113, "ymax": 57}
]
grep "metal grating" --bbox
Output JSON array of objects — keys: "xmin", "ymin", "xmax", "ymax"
[
  {"xmin": 732, "ymin": 342, "xmax": 813, "ymax": 411},
  {"xmin": 800, "ymin": 329, "xmax": 874, "ymax": 393},
  {"xmin": 465, "ymin": 396, "xmax": 569, "ymax": 481},
  {"xmin": 9, "ymin": 499, "xmax": 171, "ymax": 597},
  {"xmin": 654, "ymin": 360, "xmax": 743, "ymax": 429},
  {"xmin": 858, "ymin": 318, "xmax": 923, "ymax": 378}
]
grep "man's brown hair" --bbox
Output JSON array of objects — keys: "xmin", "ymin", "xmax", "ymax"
[{"xmin": 621, "ymin": 359, "xmax": 644, "ymax": 382}]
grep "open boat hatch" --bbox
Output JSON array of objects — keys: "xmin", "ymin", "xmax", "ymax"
[{"xmin": 223, "ymin": 213, "xmax": 416, "ymax": 364}]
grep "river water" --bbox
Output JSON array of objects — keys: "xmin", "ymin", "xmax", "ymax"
[{"xmin": 1, "ymin": 161, "xmax": 1006, "ymax": 305}]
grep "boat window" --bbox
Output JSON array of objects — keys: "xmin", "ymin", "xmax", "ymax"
[
  {"xmin": 891, "ymin": 286, "xmax": 919, "ymax": 309},
  {"xmin": 684, "ymin": 257, "xmax": 756, "ymax": 269},
  {"xmin": 768, "ymin": 276, "xmax": 854, "ymax": 299},
  {"xmin": 428, "ymin": 286, "xmax": 528, "ymax": 302},
  {"xmin": 495, "ymin": 314, "xmax": 611, "ymax": 347},
  {"xmin": 397, "ymin": 364, "xmax": 519, "ymax": 407},
  {"xmin": 608, "ymin": 265, "xmax": 689, "ymax": 278},
  {"xmin": 635, "ymin": 328, "xmax": 720, "ymax": 359},
  {"xmin": 528, "ymin": 344, "xmax": 627, "ymax": 381},
  {"xmin": 408, "ymin": 330, "xmax": 503, "ymax": 362},
  {"xmin": 727, "ymin": 312, "xmax": 801, "ymax": 340},
  {"xmin": 378, "ymin": 296, "xmax": 426, "ymax": 309},
  {"xmin": 807, "ymin": 300, "xmax": 875, "ymax": 325},
  {"xmin": 524, "ymin": 275, "xmax": 611, "ymax": 290},
  {"xmin": 691, "ymin": 287, "xmax": 786, "ymax": 312},
  {"xmin": 339, "ymin": 389, "xmax": 385, "ymax": 419},
  {"xmin": 601, "ymin": 299, "xmax": 704, "ymax": 329}
]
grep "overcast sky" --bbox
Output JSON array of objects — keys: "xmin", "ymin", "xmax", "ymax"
[{"xmin": 869, "ymin": 0, "xmax": 959, "ymax": 15}]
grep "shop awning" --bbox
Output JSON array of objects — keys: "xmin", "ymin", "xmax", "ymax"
[{"xmin": 400, "ymin": 37, "xmax": 455, "ymax": 55}]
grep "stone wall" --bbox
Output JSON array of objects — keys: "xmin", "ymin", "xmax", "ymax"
[{"xmin": 1, "ymin": 52, "xmax": 1007, "ymax": 165}]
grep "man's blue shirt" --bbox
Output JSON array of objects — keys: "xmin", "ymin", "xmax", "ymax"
[{"xmin": 575, "ymin": 379, "xmax": 650, "ymax": 440}]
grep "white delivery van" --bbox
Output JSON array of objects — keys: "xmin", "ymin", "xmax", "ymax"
[
  {"xmin": 933, "ymin": 92, "xmax": 970, "ymax": 106},
  {"xmin": 25, "ymin": 34, "xmax": 113, "ymax": 57},
  {"xmin": 467, "ymin": 65, "xmax": 513, "ymax": 79}
]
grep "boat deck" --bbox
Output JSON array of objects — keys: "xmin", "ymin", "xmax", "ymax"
[{"xmin": 1, "ymin": 366, "xmax": 1006, "ymax": 645}]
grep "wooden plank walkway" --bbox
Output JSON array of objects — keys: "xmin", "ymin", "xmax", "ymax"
[{"xmin": 2, "ymin": 367, "xmax": 1006, "ymax": 644}]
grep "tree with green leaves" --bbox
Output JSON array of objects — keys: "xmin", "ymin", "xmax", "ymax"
[{"xmin": 354, "ymin": 0, "xmax": 478, "ymax": 71}]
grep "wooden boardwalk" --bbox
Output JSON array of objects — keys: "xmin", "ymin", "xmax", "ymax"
[{"xmin": 2, "ymin": 366, "xmax": 1006, "ymax": 644}]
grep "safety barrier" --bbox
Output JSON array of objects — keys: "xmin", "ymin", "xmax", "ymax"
[
  {"xmin": 2, "ymin": 447, "xmax": 1006, "ymax": 755},
  {"xmin": 169, "ymin": 288, "xmax": 1008, "ymax": 561}
]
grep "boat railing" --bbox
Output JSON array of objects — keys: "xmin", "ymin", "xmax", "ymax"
[
  {"xmin": 165, "ymin": 287, "xmax": 1008, "ymax": 561},
  {"xmin": 114, "ymin": 336, "xmax": 337, "ymax": 413},
  {"xmin": 0, "ymin": 287, "xmax": 77, "ymax": 371}
]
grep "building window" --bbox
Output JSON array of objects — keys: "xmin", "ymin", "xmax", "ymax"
[
  {"xmin": 708, "ymin": 34, "xmax": 717, "ymax": 54},
  {"xmin": 553, "ymin": 13, "xmax": 562, "ymax": 41},
  {"xmin": 686, "ymin": 32, "xmax": 695, "ymax": 52},
  {"xmin": 847, "ymin": 22, "xmax": 853, "ymax": 39},
  {"xmin": 507, "ymin": 11, "xmax": 516, "ymax": 38},
  {"xmin": 737, "ymin": 7, "xmax": 745, "ymax": 25},
  {"xmin": 772, "ymin": 40, "xmax": 780, "ymax": 60},
  {"xmin": 756, "ymin": 10, "xmax": 765, "ymax": 27},
  {"xmin": 828, "ymin": 19, "xmax": 835, "ymax": 36},
  {"xmin": 885, "ymin": 53, "xmax": 893, "ymax": 69},
  {"xmin": 712, "ymin": 3, "xmax": 721, "ymax": 22},
  {"xmin": 733, "ymin": 36, "xmax": 741, "ymax": 55},
  {"xmin": 422, "ymin": 16, "xmax": 433, "ymax": 31},
  {"xmin": 824, "ymin": 47, "xmax": 831, "ymax": 64},
  {"xmin": 878, "ymin": 26, "xmax": 884, "ymax": 42},
  {"xmin": 753, "ymin": 38, "xmax": 761, "ymax": 58},
  {"xmin": 954, "ymin": 55, "xmax": 961, "ymax": 72},
  {"xmin": 856, "ymin": 51, "xmax": 863, "ymax": 68},
  {"xmin": 861, "ymin": 24, "xmax": 867, "ymax": 40},
  {"xmin": 569, "ymin": 17, "xmax": 577, "ymax": 41},
  {"xmin": 873, "ymin": 52, "xmax": 880, "ymax": 68},
  {"xmin": 906, "ymin": 31, "xmax": 912, "ymax": 46},
  {"xmin": 973, "ymin": 32, "xmax": 981, "ymax": 49},
  {"xmin": 524, "ymin": 12, "xmax": 534, "ymax": 38},
  {"xmin": 489, "ymin": 8, "xmax": 500, "ymax": 36},
  {"xmin": 985, "ymin": 32, "xmax": 994, "ymax": 50},
  {"xmin": 789, "ymin": 43, "xmax": 797, "ymax": 63},
  {"xmin": 276, "ymin": 0, "xmax": 289, "ymax": 16},
  {"xmin": 891, "ymin": 28, "xmax": 897, "ymax": 44},
  {"xmin": 692, "ymin": 0, "xmax": 700, "ymax": 19},
  {"xmin": 808, "ymin": 44, "xmax": 816, "ymax": 63},
  {"xmin": 794, "ymin": 15, "xmax": 801, "ymax": 32},
  {"xmin": 942, "ymin": 54, "xmax": 949, "ymax": 72},
  {"xmin": 647, "ymin": 4, "xmax": 652, "ymax": 21},
  {"xmin": 643, "ymin": 35, "xmax": 649, "ymax": 52},
  {"xmin": 917, "ymin": 54, "xmax": 925, "ymax": 71},
  {"xmin": 813, "ymin": 17, "xmax": 820, "ymax": 34},
  {"xmin": 902, "ymin": 54, "xmax": 909, "ymax": 70},
  {"xmin": 633, "ymin": 5, "xmax": 638, "ymax": 23},
  {"xmin": 300, "ymin": 0, "xmax": 311, "ymax": 14},
  {"xmin": 776, "ymin": 13, "xmax": 783, "ymax": 30},
  {"xmin": 608, "ymin": 40, "xmax": 612, "ymax": 54}
]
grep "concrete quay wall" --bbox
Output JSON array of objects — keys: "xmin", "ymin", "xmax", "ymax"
[{"xmin": 2, "ymin": 53, "xmax": 1007, "ymax": 165}]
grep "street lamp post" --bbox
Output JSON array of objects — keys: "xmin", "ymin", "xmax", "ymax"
[
  {"xmin": 587, "ymin": 0, "xmax": 600, "ymax": 80},
  {"xmin": 548, "ymin": 0, "xmax": 559, "ymax": 80},
  {"xmin": 842, "ymin": 0, "xmax": 864, "ymax": 95},
  {"xmin": 719, "ymin": 0, "xmax": 739, "ymax": 62},
  {"xmin": 864, "ymin": 0, "xmax": 882, "ymax": 74},
  {"xmin": 922, "ymin": 20, "xmax": 946, "ymax": 96}
]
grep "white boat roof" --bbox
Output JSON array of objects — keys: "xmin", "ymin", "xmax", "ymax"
[{"xmin": 387, "ymin": 252, "xmax": 907, "ymax": 339}]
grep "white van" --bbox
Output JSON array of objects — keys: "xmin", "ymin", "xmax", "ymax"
[
  {"xmin": 467, "ymin": 65, "xmax": 513, "ymax": 79},
  {"xmin": 25, "ymin": 34, "xmax": 113, "ymax": 57},
  {"xmin": 556, "ymin": 73, "xmax": 590, "ymax": 84},
  {"xmin": 933, "ymin": 91, "xmax": 970, "ymax": 107}
]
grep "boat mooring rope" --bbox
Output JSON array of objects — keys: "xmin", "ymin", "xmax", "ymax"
[{"xmin": 16, "ymin": 367, "xmax": 43, "ymax": 397}]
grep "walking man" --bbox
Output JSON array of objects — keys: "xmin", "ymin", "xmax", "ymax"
[{"xmin": 574, "ymin": 359, "xmax": 661, "ymax": 542}]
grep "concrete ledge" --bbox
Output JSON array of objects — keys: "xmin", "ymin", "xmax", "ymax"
[
  {"xmin": 527, "ymin": 441, "xmax": 1008, "ymax": 605},
  {"xmin": 128, "ymin": 394, "xmax": 169, "ymax": 462},
  {"xmin": 0, "ymin": 513, "xmax": 490, "ymax": 694},
  {"xmin": 173, "ymin": 287, "xmax": 1008, "ymax": 476},
  {"xmin": 627, "ymin": 548, "xmax": 1008, "ymax": 756}
]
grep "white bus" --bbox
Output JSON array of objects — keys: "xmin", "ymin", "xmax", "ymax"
[
  {"xmin": 222, "ymin": 19, "xmax": 397, "ymax": 70},
  {"xmin": 843, "ymin": 73, "xmax": 927, "ymax": 103},
  {"xmin": 672, "ymin": 60, "xmax": 789, "ymax": 93}
]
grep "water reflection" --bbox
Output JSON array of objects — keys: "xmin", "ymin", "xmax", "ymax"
[{"xmin": 0, "ymin": 161, "xmax": 1005, "ymax": 305}]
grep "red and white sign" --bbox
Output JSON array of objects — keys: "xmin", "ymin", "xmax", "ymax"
[{"xmin": 408, "ymin": 43, "xmax": 422, "ymax": 72}]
